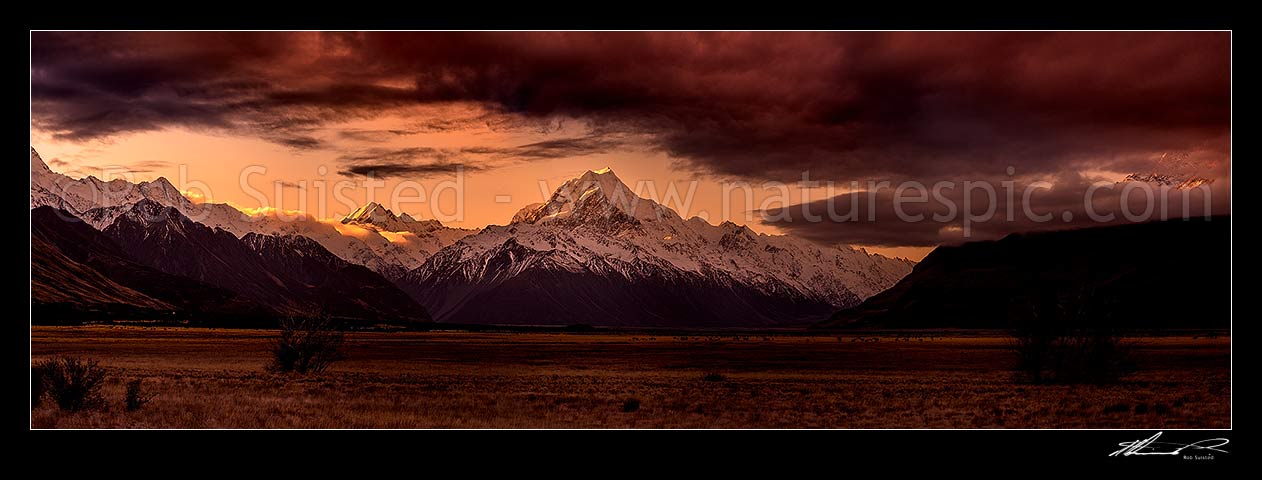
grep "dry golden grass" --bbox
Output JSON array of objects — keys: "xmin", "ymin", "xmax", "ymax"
[{"xmin": 30, "ymin": 326, "xmax": 1230, "ymax": 428}]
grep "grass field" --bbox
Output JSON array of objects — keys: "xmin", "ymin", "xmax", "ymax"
[{"xmin": 30, "ymin": 326, "xmax": 1230, "ymax": 428}]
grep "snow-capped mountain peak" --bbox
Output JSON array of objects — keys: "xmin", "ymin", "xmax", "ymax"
[
  {"xmin": 31, "ymin": 148, "xmax": 53, "ymax": 176},
  {"xmin": 342, "ymin": 202, "xmax": 457, "ymax": 232},
  {"xmin": 513, "ymin": 168, "xmax": 677, "ymax": 227},
  {"xmin": 343, "ymin": 201, "xmax": 393, "ymax": 224},
  {"xmin": 332, "ymin": 201, "xmax": 479, "ymax": 271},
  {"xmin": 340, "ymin": 201, "xmax": 445, "ymax": 233},
  {"xmin": 137, "ymin": 177, "xmax": 191, "ymax": 209},
  {"xmin": 402, "ymin": 168, "xmax": 915, "ymax": 326}
]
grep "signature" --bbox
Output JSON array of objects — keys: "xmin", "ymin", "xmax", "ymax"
[{"xmin": 1110, "ymin": 432, "xmax": 1230, "ymax": 457}]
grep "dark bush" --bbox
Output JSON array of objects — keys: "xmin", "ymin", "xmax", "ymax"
[
  {"xmin": 37, "ymin": 357, "xmax": 108, "ymax": 412},
  {"xmin": 1012, "ymin": 290, "xmax": 1134, "ymax": 384},
  {"xmin": 125, "ymin": 379, "xmax": 153, "ymax": 411},
  {"xmin": 269, "ymin": 317, "xmax": 346, "ymax": 374},
  {"xmin": 622, "ymin": 398, "xmax": 641, "ymax": 413},
  {"xmin": 702, "ymin": 372, "xmax": 726, "ymax": 382}
]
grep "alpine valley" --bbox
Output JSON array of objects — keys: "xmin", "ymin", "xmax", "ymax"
[{"xmin": 30, "ymin": 148, "xmax": 914, "ymax": 327}]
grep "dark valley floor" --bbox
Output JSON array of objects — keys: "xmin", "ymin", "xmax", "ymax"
[{"xmin": 31, "ymin": 327, "xmax": 1230, "ymax": 428}]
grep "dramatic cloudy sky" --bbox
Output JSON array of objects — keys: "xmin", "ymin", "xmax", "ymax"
[{"xmin": 30, "ymin": 32, "xmax": 1231, "ymax": 259}]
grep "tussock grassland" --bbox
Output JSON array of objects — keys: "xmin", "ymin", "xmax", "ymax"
[{"xmin": 31, "ymin": 326, "xmax": 1229, "ymax": 428}]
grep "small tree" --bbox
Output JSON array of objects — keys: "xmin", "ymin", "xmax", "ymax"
[
  {"xmin": 36, "ymin": 357, "xmax": 108, "ymax": 412},
  {"xmin": 125, "ymin": 379, "xmax": 153, "ymax": 411},
  {"xmin": 1012, "ymin": 288, "xmax": 1134, "ymax": 384},
  {"xmin": 269, "ymin": 316, "xmax": 346, "ymax": 374}
]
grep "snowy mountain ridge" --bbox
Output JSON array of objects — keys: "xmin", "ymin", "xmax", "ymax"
[
  {"xmin": 30, "ymin": 148, "xmax": 473, "ymax": 279},
  {"xmin": 403, "ymin": 168, "xmax": 914, "ymax": 325},
  {"xmin": 31, "ymin": 149, "xmax": 913, "ymax": 326}
]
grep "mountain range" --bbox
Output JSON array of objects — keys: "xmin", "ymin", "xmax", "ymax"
[
  {"xmin": 32, "ymin": 206, "xmax": 271, "ymax": 323},
  {"xmin": 30, "ymin": 148, "xmax": 913, "ymax": 327},
  {"xmin": 403, "ymin": 168, "xmax": 913, "ymax": 325},
  {"xmin": 31, "ymin": 147, "xmax": 477, "ymax": 281},
  {"xmin": 816, "ymin": 216, "xmax": 1231, "ymax": 329}
]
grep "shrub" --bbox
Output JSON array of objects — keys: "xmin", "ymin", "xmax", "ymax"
[
  {"xmin": 622, "ymin": 398, "xmax": 641, "ymax": 413},
  {"xmin": 269, "ymin": 317, "xmax": 346, "ymax": 374},
  {"xmin": 125, "ymin": 379, "xmax": 153, "ymax": 411},
  {"xmin": 36, "ymin": 357, "xmax": 108, "ymax": 412},
  {"xmin": 1012, "ymin": 290, "xmax": 1134, "ymax": 384}
]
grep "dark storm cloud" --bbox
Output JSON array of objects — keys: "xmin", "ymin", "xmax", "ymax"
[
  {"xmin": 267, "ymin": 135, "xmax": 324, "ymax": 150},
  {"xmin": 344, "ymin": 32, "xmax": 1228, "ymax": 181},
  {"xmin": 337, "ymin": 147, "xmax": 445, "ymax": 164},
  {"xmin": 760, "ymin": 174, "xmax": 1231, "ymax": 246},
  {"xmin": 513, "ymin": 136, "xmax": 625, "ymax": 158},
  {"xmin": 31, "ymin": 31, "xmax": 1229, "ymax": 176},
  {"xmin": 337, "ymin": 162, "xmax": 482, "ymax": 178},
  {"xmin": 31, "ymin": 32, "xmax": 285, "ymax": 140},
  {"xmin": 338, "ymin": 129, "xmax": 394, "ymax": 143},
  {"xmin": 334, "ymin": 134, "xmax": 622, "ymax": 179},
  {"xmin": 336, "ymin": 147, "xmax": 486, "ymax": 179},
  {"xmin": 461, "ymin": 134, "xmax": 628, "ymax": 160},
  {"xmin": 31, "ymin": 32, "xmax": 1230, "ymax": 244}
]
